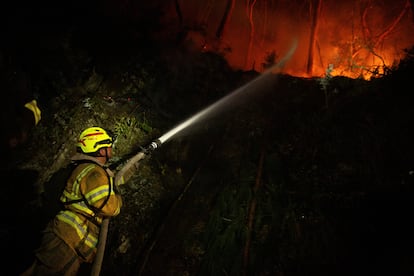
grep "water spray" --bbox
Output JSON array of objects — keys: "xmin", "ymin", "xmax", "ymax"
[
  {"xmin": 145, "ymin": 38, "xmax": 298, "ymax": 152},
  {"xmin": 94, "ymin": 40, "xmax": 298, "ymax": 275}
]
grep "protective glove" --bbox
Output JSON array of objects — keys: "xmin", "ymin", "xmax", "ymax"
[{"xmin": 115, "ymin": 151, "xmax": 146, "ymax": 186}]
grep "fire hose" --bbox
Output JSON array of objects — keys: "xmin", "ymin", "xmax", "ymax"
[
  {"xmin": 89, "ymin": 40, "xmax": 297, "ymax": 275},
  {"xmin": 90, "ymin": 140, "xmax": 161, "ymax": 276}
]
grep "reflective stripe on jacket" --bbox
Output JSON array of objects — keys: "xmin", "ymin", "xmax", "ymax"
[{"xmin": 55, "ymin": 162, "xmax": 122, "ymax": 262}]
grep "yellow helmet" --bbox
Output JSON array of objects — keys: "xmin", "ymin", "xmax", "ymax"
[{"xmin": 77, "ymin": 127, "xmax": 113, "ymax": 154}]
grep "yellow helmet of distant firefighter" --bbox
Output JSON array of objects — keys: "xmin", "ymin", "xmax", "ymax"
[
  {"xmin": 77, "ymin": 127, "xmax": 113, "ymax": 154},
  {"xmin": 24, "ymin": 99, "xmax": 41, "ymax": 125}
]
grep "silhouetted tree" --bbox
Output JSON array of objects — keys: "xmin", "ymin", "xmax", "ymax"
[
  {"xmin": 215, "ymin": 0, "xmax": 235, "ymax": 40},
  {"xmin": 306, "ymin": 0, "xmax": 322, "ymax": 76},
  {"xmin": 246, "ymin": 0, "xmax": 258, "ymax": 70}
]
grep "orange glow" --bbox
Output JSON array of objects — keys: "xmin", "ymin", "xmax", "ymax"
[{"xmin": 164, "ymin": 0, "xmax": 414, "ymax": 80}]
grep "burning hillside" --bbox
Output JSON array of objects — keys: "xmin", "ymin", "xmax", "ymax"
[{"xmin": 147, "ymin": 0, "xmax": 414, "ymax": 80}]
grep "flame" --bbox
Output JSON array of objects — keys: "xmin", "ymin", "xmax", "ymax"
[
  {"xmin": 102, "ymin": 0, "xmax": 414, "ymax": 80},
  {"xmin": 169, "ymin": 0, "xmax": 414, "ymax": 80}
]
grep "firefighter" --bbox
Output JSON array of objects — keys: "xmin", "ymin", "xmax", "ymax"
[
  {"xmin": 21, "ymin": 127, "xmax": 123, "ymax": 275},
  {"xmin": 0, "ymin": 55, "xmax": 42, "ymax": 165}
]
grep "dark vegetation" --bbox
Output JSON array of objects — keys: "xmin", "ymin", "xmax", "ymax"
[{"xmin": 1, "ymin": 2, "xmax": 414, "ymax": 276}]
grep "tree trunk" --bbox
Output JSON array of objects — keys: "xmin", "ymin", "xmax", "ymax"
[
  {"xmin": 306, "ymin": 0, "xmax": 322, "ymax": 76},
  {"xmin": 216, "ymin": 0, "xmax": 236, "ymax": 39},
  {"xmin": 174, "ymin": 0, "xmax": 183, "ymax": 28},
  {"xmin": 246, "ymin": 0, "xmax": 258, "ymax": 70}
]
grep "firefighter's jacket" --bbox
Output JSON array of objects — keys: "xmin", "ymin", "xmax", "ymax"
[{"xmin": 53, "ymin": 155, "xmax": 122, "ymax": 263}]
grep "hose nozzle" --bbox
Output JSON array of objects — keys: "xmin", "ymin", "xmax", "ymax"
[{"xmin": 146, "ymin": 139, "xmax": 162, "ymax": 153}]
